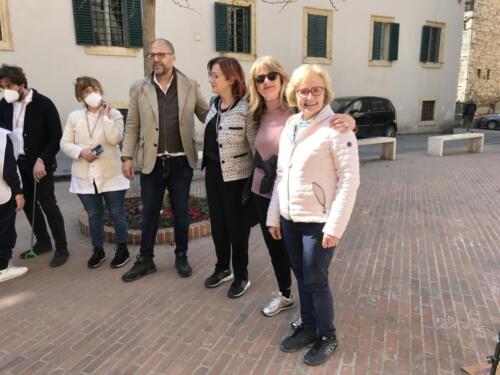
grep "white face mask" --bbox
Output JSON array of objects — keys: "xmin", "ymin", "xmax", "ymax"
[
  {"xmin": 84, "ymin": 92, "xmax": 103, "ymax": 108},
  {"xmin": 3, "ymin": 89, "xmax": 20, "ymax": 103}
]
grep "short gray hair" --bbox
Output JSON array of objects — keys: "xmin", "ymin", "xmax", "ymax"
[{"xmin": 152, "ymin": 38, "xmax": 175, "ymax": 53}]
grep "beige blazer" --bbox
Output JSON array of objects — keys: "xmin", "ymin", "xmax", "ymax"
[
  {"xmin": 60, "ymin": 108, "xmax": 124, "ymax": 182},
  {"xmin": 122, "ymin": 69, "xmax": 209, "ymax": 172}
]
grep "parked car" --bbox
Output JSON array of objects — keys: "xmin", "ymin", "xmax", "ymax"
[
  {"xmin": 474, "ymin": 113, "xmax": 500, "ymax": 130},
  {"xmin": 331, "ymin": 96, "xmax": 397, "ymax": 138}
]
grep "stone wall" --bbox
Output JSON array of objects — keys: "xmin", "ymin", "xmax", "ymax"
[{"xmin": 460, "ymin": 0, "xmax": 500, "ymax": 109}]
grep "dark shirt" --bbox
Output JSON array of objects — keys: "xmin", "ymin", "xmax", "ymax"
[
  {"xmin": 0, "ymin": 89, "xmax": 61, "ymax": 172},
  {"xmin": 203, "ymin": 97, "xmax": 240, "ymax": 165},
  {"xmin": 3, "ymin": 136, "xmax": 21, "ymax": 195},
  {"xmin": 152, "ymin": 72, "xmax": 183, "ymax": 154}
]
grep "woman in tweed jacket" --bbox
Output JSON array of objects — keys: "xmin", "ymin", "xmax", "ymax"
[{"xmin": 201, "ymin": 57, "xmax": 256, "ymax": 298}]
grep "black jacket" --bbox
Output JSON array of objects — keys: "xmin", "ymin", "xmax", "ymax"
[{"xmin": 0, "ymin": 89, "xmax": 62, "ymax": 172}]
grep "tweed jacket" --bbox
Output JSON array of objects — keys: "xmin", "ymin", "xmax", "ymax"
[
  {"xmin": 60, "ymin": 108, "xmax": 124, "ymax": 185},
  {"xmin": 266, "ymin": 105, "xmax": 360, "ymax": 238},
  {"xmin": 202, "ymin": 98, "xmax": 256, "ymax": 182},
  {"xmin": 121, "ymin": 69, "xmax": 209, "ymax": 172}
]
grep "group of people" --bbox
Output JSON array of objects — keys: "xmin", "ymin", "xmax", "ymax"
[{"xmin": 0, "ymin": 38, "xmax": 360, "ymax": 366}]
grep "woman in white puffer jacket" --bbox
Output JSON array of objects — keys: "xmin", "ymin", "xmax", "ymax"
[{"xmin": 267, "ymin": 64, "xmax": 360, "ymax": 367}]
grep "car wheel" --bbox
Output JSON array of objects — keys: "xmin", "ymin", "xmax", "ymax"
[
  {"xmin": 385, "ymin": 126, "xmax": 396, "ymax": 137},
  {"xmin": 487, "ymin": 121, "xmax": 497, "ymax": 130}
]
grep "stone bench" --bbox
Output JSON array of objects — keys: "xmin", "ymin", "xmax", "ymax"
[
  {"xmin": 358, "ymin": 137, "xmax": 396, "ymax": 160},
  {"xmin": 427, "ymin": 133, "xmax": 484, "ymax": 157}
]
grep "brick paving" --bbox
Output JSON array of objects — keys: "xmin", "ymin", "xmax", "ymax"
[{"xmin": 1, "ymin": 135, "xmax": 499, "ymax": 374}]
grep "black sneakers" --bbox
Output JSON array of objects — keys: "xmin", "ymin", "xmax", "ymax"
[
  {"xmin": 110, "ymin": 244, "xmax": 130, "ymax": 269},
  {"xmin": 279, "ymin": 325, "xmax": 317, "ymax": 353},
  {"xmin": 175, "ymin": 252, "xmax": 192, "ymax": 277},
  {"xmin": 204, "ymin": 269, "xmax": 234, "ymax": 288},
  {"xmin": 303, "ymin": 335, "xmax": 339, "ymax": 366},
  {"xmin": 87, "ymin": 247, "xmax": 106, "ymax": 268},
  {"xmin": 19, "ymin": 242, "xmax": 52, "ymax": 259},
  {"xmin": 50, "ymin": 249, "xmax": 69, "ymax": 268},
  {"xmin": 122, "ymin": 255, "xmax": 157, "ymax": 282},
  {"xmin": 227, "ymin": 279, "xmax": 251, "ymax": 298}
]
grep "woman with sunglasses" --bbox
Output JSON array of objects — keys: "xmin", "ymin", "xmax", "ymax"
[
  {"xmin": 247, "ymin": 56, "xmax": 356, "ymax": 318},
  {"xmin": 202, "ymin": 57, "xmax": 256, "ymax": 298},
  {"xmin": 267, "ymin": 64, "xmax": 360, "ymax": 366}
]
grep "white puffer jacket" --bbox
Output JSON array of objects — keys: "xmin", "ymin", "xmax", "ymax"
[{"xmin": 266, "ymin": 105, "xmax": 360, "ymax": 238}]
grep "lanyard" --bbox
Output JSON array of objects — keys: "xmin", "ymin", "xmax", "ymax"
[
  {"xmin": 84, "ymin": 109, "xmax": 103, "ymax": 139},
  {"xmin": 13, "ymin": 102, "xmax": 27, "ymax": 130}
]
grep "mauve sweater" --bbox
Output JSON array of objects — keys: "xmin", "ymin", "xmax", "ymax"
[{"xmin": 251, "ymin": 99, "xmax": 293, "ymax": 198}]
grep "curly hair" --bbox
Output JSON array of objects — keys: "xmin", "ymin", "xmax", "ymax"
[{"xmin": 74, "ymin": 76, "xmax": 103, "ymax": 102}]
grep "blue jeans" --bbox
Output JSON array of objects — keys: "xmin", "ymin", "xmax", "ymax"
[
  {"xmin": 140, "ymin": 156, "xmax": 193, "ymax": 257},
  {"xmin": 281, "ymin": 218, "xmax": 336, "ymax": 337},
  {"xmin": 78, "ymin": 189, "xmax": 128, "ymax": 248}
]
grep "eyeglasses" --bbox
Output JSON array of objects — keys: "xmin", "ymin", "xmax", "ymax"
[
  {"xmin": 296, "ymin": 87, "xmax": 325, "ymax": 98},
  {"xmin": 147, "ymin": 52, "xmax": 174, "ymax": 60},
  {"xmin": 255, "ymin": 72, "xmax": 279, "ymax": 84}
]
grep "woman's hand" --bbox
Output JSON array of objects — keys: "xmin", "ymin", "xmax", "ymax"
[
  {"xmin": 329, "ymin": 114, "xmax": 356, "ymax": 133},
  {"xmin": 102, "ymin": 102, "xmax": 111, "ymax": 116},
  {"xmin": 79, "ymin": 148, "xmax": 98, "ymax": 163},
  {"xmin": 322, "ymin": 234, "xmax": 339, "ymax": 249},
  {"xmin": 268, "ymin": 226, "xmax": 282, "ymax": 240}
]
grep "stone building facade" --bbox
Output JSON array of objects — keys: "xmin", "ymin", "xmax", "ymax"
[{"xmin": 457, "ymin": 0, "xmax": 500, "ymax": 113}]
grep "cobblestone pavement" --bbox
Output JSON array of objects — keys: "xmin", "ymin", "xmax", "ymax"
[{"xmin": 1, "ymin": 135, "xmax": 499, "ymax": 374}]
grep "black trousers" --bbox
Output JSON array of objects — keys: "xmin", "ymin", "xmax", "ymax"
[
  {"xmin": 18, "ymin": 159, "xmax": 67, "ymax": 251},
  {"xmin": 0, "ymin": 198, "xmax": 16, "ymax": 269},
  {"xmin": 205, "ymin": 162, "xmax": 251, "ymax": 281},
  {"xmin": 252, "ymin": 192, "xmax": 292, "ymax": 294}
]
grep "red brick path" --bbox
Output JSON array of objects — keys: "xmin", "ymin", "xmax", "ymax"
[{"xmin": 0, "ymin": 146, "xmax": 499, "ymax": 374}]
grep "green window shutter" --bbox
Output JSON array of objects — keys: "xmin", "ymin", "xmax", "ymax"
[
  {"xmin": 388, "ymin": 22, "xmax": 399, "ymax": 61},
  {"xmin": 215, "ymin": 3, "xmax": 228, "ymax": 52},
  {"xmin": 125, "ymin": 0, "xmax": 143, "ymax": 48},
  {"xmin": 420, "ymin": 25, "xmax": 431, "ymax": 62},
  {"xmin": 243, "ymin": 7, "xmax": 251, "ymax": 54},
  {"xmin": 307, "ymin": 14, "xmax": 327, "ymax": 58},
  {"xmin": 372, "ymin": 21, "xmax": 382, "ymax": 60},
  {"xmin": 72, "ymin": 0, "xmax": 94, "ymax": 45},
  {"xmin": 429, "ymin": 27, "xmax": 441, "ymax": 63}
]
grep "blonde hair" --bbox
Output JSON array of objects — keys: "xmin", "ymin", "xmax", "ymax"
[
  {"xmin": 247, "ymin": 56, "xmax": 290, "ymax": 125},
  {"xmin": 286, "ymin": 64, "xmax": 334, "ymax": 108},
  {"xmin": 74, "ymin": 76, "xmax": 103, "ymax": 102}
]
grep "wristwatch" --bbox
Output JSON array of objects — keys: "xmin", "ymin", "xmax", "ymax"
[{"xmin": 121, "ymin": 156, "xmax": 132, "ymax": 162}]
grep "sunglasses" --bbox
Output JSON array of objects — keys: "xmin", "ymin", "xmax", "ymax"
[{"xmin": 255, "ymin": 71, "xmax": 279, "ymax": 84}]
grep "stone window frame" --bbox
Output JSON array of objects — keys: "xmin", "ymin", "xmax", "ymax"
[
  {"xmin": 419, "ymin": 97, "xmax": 438, "ymax": 126},
  {"xmin": 368, "ymin": 15, "xmax": 397, "ymax": 67},
  {"xmin": 215, "ymin": 0, "xmax": 257, "ymax": 62},
  {"xmin": 421, "ymin": 20, "xmax": 446, "ymax": 69},
  {"xmin": 303, "ymin": 7, "xmax": 333, "ymax": 65},
  {"xmin": 0, "ymin": 0, "xmax": 13, "ymax": 50}
]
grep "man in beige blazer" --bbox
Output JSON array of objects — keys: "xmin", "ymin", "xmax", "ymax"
[{"xmin": 121, "ymin": 39, "xmax": 208, "ymax": 282}]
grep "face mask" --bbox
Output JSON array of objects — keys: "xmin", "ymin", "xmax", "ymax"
[
  {"xmin": 3, "ymin": 89, "xmax": 20, "ymax": 103},
  {"xmin": 84, "ymin": 92, "xmax": 103, "ymax": 108}
]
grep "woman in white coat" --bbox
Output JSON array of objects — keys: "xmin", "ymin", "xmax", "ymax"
[
  {"xmin": 267, "ymin": 65, "xmax": 360, "ymax": 366},
  {"xmin": 61, "ymin": 77, "xmax": 130, "ymax": 269}
]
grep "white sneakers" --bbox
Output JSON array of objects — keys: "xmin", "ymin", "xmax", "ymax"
[{"xmin": 0, "ymin": 262, "xmax": 28, "ymax": 283}]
